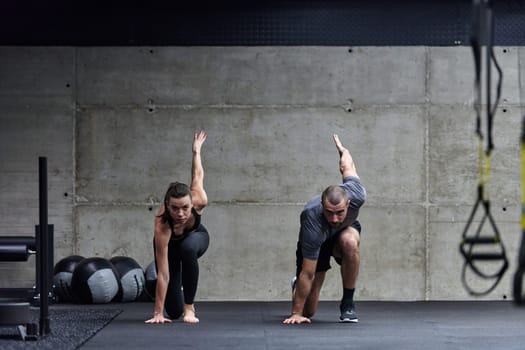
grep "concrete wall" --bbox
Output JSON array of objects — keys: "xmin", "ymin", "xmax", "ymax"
[{"xmin": 0, "ymin": 46, "xmax": 522, "ymax": 301}]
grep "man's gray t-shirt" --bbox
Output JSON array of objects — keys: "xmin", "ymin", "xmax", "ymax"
[{"xmin": 299, "ymin": 176, "xmax": 366, "ymax": 260}]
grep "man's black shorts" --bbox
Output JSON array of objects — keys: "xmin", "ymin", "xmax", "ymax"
[{"xmin": 296, "ymin": 220, "xmax": 361, "ymax": 275}]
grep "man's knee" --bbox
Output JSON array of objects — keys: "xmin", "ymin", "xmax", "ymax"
[
  {"xmin": 341, "ymin": 236, "xmax": 359, "ymax": 253},
  {"xmin": 338, "ymin": 229, "xmax": 360, "ymax": 257}
]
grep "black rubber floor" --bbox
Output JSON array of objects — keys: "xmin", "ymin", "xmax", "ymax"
[{"xmin": 79, "ymin": 301, "xmax": 525, "ymax": 350}]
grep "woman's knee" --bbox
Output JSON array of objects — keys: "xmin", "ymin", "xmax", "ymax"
[
  {"xmin": 165, "ymin": 306, "xmax": 183, "ymax": 320},
  {"xmin": 164, "ymin": 296, "xmax": 184, "ymax": 319}
]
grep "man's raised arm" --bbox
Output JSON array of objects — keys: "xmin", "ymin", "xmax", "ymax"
[{"xmin": 333, "ymin": 134, "xmax": 358, "ymax": 179}]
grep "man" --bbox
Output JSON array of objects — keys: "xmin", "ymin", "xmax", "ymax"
[{"xmin": 283, "ymin": 134, "xmax": 366, "ymax": 324}]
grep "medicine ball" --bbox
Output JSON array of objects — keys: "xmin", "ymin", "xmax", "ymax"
[
  {"xmin": 110, "ymin": 256, "xmax": 146, "ymax": 302},
  {"xmin": 71, "ymin": 257, "xmax": 121, "ymax": 304},
  {"xmin": 144, "ymin": 260, "xmax": 157, "ymax": 301},
  {"xmin": 53, "ymin": 255, "xmax": 85, "ymax": 302}
]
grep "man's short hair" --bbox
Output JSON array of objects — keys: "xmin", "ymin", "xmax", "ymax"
[{"xmin": 321, "ymin": 185, "xmax": 348, "ymax": 206}]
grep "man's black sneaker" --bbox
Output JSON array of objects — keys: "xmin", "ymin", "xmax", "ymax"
[{"xmin": 339, "ymin": 307, "xmax": 358, "ymax": 323}]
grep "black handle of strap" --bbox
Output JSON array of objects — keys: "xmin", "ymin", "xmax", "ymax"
[
  {"xmin": 462, "ymin": 237, "xmax": 498, "ymax": 244},
  {"xmin": 467, "ymin": 253, "xmax": 506, "ymax": 261},
  {"xmin": 459, "ymin": 194, "xmax": 508, "ymax": 295}
]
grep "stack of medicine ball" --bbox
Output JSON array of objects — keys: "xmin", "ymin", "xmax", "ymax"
[{"xmin": 53, "ymin": 255, "xmax": 146, "ymax": 304}]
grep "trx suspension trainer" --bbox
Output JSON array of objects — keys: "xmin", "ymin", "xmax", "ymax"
[{"xmin": 459, "ymin": 0, "xmax": 508, "ymax": 296}]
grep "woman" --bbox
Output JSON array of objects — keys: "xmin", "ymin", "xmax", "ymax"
[{"xmin": 145, "ymin": 130, "xmax": 209, "ymax": 324}]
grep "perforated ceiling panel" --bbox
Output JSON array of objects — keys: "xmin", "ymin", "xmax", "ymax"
[{"xmin": 1, "ymin": 1, "xmax": 524, "ymax": 46}]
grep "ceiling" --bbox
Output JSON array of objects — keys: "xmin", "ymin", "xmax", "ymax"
[{"xmin": 1, "ymin": 1, "xmax": 524, "ymax": 46}]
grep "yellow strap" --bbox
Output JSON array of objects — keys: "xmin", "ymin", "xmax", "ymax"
[
  {"xmin": 484, "ymin": 152, "xmax": 491, "ymax": 198},
  {"xmin": 478, "ymin": 140, "xmax": 484, "ymax": 187}
]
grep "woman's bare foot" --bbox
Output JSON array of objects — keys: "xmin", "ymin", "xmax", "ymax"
[{"xmin": 183, "ymin": 304, "xmax": 199, "ymax": 324}]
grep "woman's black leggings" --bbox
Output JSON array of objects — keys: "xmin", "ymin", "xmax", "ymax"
[{"xmin": 155, "ymin": 225, "xmax": 209, "ymax": 319}]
